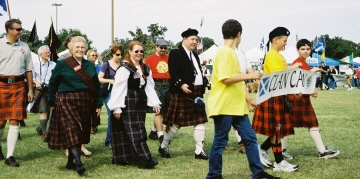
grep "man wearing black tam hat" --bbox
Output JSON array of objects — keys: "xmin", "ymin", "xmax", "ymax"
[
  {"xmin": 252, "ymin": 26, "xmax": 302, "ymax": 172},
  {"xmin": 158, "ymin": 28, "xmax": 209, "ymax": 160}
]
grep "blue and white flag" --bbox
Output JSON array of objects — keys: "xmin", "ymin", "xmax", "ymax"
[
  {"xmin": 260, "ymin": 37, "xmax": 264, "ymax": 50},
  {"xmin": 314, "ymin": 39, "xmax": 326, "ymax": 52},
  {"xmin": 0, "ymin": 0, "xmax": 8, "ymax": 16}
]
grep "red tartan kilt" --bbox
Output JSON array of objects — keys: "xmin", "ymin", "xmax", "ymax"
[
  {"xmin": 164, "ymin": 86, "xmax": 207, "ymax": 127},
  {"xmin": 0, "ymin": 81, "xmax": 27, "ymax": 120},
  {"xmin": 46, "ymin": 91, "xmax": 94, "ymax": 150},
  {"xmin": 287, "ymin": 94, "xmax": 318, "ymax": 128},
  {"xmin": 252, "ymin": 95, "xmax": 294, "ymax": 138}
]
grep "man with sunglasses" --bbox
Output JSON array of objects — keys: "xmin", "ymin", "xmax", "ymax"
[
  {"xmin": 0, "ymin": 19, "xmax": 34, "ymax": 167},
  {"xmin": 144, "ymin": 39, "xmax": 170, "ymax": 143},
  {"xmin": 158, "ymin": 28, "xmax": 209, "ymax": 160}
]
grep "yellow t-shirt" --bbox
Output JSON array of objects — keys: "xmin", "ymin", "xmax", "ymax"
[
  {"xmin": 207, "ymin": 46, "xmax": 248, "ymax": 117},
  {"xmin": 264, "ymin": 49, "xmax": 288, "ymax": 74}
]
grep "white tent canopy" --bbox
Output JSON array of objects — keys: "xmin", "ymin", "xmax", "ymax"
[
  {"xmin": 199, "ymin": 44, "xmax": 219, "ymax": 65},
  {"xmin": 245, "ymin": 47, "xmax": 264, "ymax": 64},
  {"xmin": 280, "ymin": 46, "xmax": 298, "ymax": 64},
  {"xmin": 353, "ymin": 57, "xmax": 360, "ymax": 63}
]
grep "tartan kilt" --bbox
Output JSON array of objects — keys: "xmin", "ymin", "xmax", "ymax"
[
  {"xmin": 287, "ymin": 94, "xmax": 318, "ymax": 128},
  {"xmin": 252, "ymin": 95, "xmax": 294, "ymax": 138},
  {"xmin": 0, "ymin": 81, "xmax": 27, "ymax": 120},
  {"xmin": 37, "ymin": 88, "xmax": 50, "ymax": 113},
  {"xmin": 46, "ymin": 91, "xmax": 95, "ymax": 150},
  {"xmin": 164, "ymin": 85, "xmax": 208, "ymax": 127},
  {"xmin": 111, "ymin": 89, "xmax": 151, "ymax": 163}
]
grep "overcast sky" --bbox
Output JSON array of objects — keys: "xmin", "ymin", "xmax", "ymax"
[{"xmin": 1, "ymin": 0, "xmax": 360, "ymax": 53}]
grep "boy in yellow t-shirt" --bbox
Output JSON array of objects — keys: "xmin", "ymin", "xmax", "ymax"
[{"xmin": 206, "ymin": 19, "xmax": 279, "ymax": 179}]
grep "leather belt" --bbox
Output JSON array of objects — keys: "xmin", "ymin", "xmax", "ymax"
[
  {"xmin": 0, "ymin": 75, "xmax": 25, "ymax": 84},
  {"xmin": 153, "ymin": 78, "xmax": 170, "ymax": 83}
]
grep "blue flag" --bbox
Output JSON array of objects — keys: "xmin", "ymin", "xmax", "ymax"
[
  {"xmin": 315, "ymin": 40, "xmax": 326, "ymax": 52},
  {"xmin": 0, "ymin": 0, "xmax": 8, "ymax": 16},
  {"xmin": 260, "ymin": 37, "xmax": 264, "ymax": 50}
]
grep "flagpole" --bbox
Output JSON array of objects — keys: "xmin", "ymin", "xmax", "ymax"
[{"xmin": 6, "ymin": 0, "xmax": 11, "ymax": 19}]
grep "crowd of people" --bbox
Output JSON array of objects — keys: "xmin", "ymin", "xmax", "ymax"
[{"xmin": 0, "ymin": 18, "xmax": 345, "ymax": 178}]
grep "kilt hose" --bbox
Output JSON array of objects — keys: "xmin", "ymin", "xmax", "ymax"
[
  {"xmin": 252, "ymin": 95, "xmax": 294, "ymax": 138},
  {"xmin": 164, "ymin": 85, "xmax": 208, "ymax": 127},
  {"xmin": 0, "ymin": 81, "xmax": 27, "ymax": 120},
  {"xmin": 287, "ymin": 94, "xmax": 319, "ymax": 128},
  {"xmin": 46, "ymin": 91, "xmax": 94, "ymax": 150},
  {"xmin": 111, "ymin": 89, "xmax": 152, "ymax": 163}
]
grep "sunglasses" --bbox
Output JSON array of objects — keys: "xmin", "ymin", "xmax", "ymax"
[
  {"xmin": 158, "ymin": 46, "xmax": 167, "ymax": 50},
  {"xmin": 115, "ymin": 54, "xmax": 122, "ymax": 56},
  {"xmin": 10, "ymin": 28, "xmax": 23, "ymax": 32},
  {"xmin": 134, "ymin": 50, "xmax": 144, "ymax": 54},
  {"xmin": 91, "ymin": 54, "xmax": 98, "ymax": 57}
]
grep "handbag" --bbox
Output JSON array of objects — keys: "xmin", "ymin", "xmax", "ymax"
[{"xmin": 100, "ymin": 61, "xmax": 112, "ymax": 96}]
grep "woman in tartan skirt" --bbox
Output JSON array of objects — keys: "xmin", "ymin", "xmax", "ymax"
[
  {"xmin": 107, "ymin": 41, "xmax": 161, "ymax": 169},
  {"xmin": 46, "ymin": 36, "xmax": 102, "ymax": 175}
]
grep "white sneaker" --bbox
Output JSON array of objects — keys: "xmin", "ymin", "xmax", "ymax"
[
  {"xmin": 348, "ymin": 88, "xmax": 351, "ymax": 90},
  {"xmin": 258, "ymin": 145, "xmax": 272, "ymax": 168},
  {"xmin": 273, "ymin": 160, "xmax": 299, "ymax": 172},
  {"xmin": 319, "ymin": 149, "xmax": 340, "ymax": 159},
  {"xmin": 282, "ymin": 149, "xmax": 294, "ymax": 159}
]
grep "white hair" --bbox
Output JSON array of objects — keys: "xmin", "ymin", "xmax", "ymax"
[{"xmin": 37, "ymin": 45, "xmax": 50, "ymax": 56}]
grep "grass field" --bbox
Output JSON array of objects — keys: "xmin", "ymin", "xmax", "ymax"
[{"xmin": 0, "ymin": 88, "xmax": 359, "ymax": 179}]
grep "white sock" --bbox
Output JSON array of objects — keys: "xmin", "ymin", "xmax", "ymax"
[
  {"xmin": 0, "ymin": 128, "xmax": 4, "ymax": 147},
  {"xmin": 281, "ymin": 136, "xmax": 289, "ymax": 150},
  {"xmin": 157, "ymin": 131, "xmax": 164, "ymax": 138},
  {"xmin": 234, "ymin": 130, "xmax": 241, "ymax": 143},
  {"xmin": 194, "ymin": 124, "xmax": 206, "ymax": 154},
  {"xmin": 7, "ymin": 125, "xmax": 19, "ymax": 158},
  {"xmin": 161, "ymin": 125, "xmax": 178, "ymax": 149},
  {"xmin": 309, "ymin": 128, "xmax": 326, "ymax": 153},
  {"xmin": 151, "ymin": 126, "xmax": 157, "ymax": 132}
]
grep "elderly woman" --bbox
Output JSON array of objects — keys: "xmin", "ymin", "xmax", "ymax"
[
  {"xmin": 46, "ymin": 36, "xmax": 102, "ymax": 175},
  {"xmin": 86, "ymin": 49, "xmax": 101, "ymax": 74},
  {"xmin": 98, "ymin": 44, "xmax": 124, "ymax": 148},
  {"xmin": 32, "ymin": 45, "xmax": 56, "ymax": 141},
  {"xmin": 107, "ymin": 41, "xmax": 160, "ymax": 169}
]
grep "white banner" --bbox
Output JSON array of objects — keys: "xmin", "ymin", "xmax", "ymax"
[
  {"xmin": 332, "ymin": 74, "xmax": 347, "ymax": 86},
  {"xmin": 339, "ymin": 64, "xmax": 347, "ymax": 73},
  {"xmin": 256, "ymin": 68, "xmax": 317, "ymax": 104}
]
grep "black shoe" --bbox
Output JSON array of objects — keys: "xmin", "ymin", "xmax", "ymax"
[
  {"xmin": 65, "ymin": 162, "xmax": 76, "ymax": 170},
  {"xmin": 144, "ymin": 159, "xmax": 158, "ymax": 169},
  {"xmin": 18, "ymin": 132, "xmax": 21, "ymax": 140},
  {"xmin": 195, "ymin": 151, "xmax": 209, "ymax": 160},
  {"xmin": 257, "ymin": 171, "xmax": 281, "ymax": 179},
  {"xmin": 158, "ymin": 146, "xmax": 172, "ymax": 158},
  {"xmin": 148, "ymin": 131, "xmax": 158, "ymax": 140},
  {"xmin": 19, "ymin": 120, "xmax": 26, "ymax": 127},
  {"xmin": 76, "ymin": 164, "xmax": 86, "ymax": 175},
  {"xmin": 0, "ymin": 147, "xmax": 4, "ymax": 160},
  {"xmin": 158, "ymin": 135, "xmax": 164, "ymax": 144},
  {"xmin": 36, "ymin": 126, "xmax": 42, "ymax": 135},
  {"xmin": 4, "ymin": 156, "xmax": 19, "ymax": 167}
]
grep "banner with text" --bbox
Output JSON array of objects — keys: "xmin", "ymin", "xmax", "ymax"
[
  {"xmin": 256, "ymin": 68, "xmax": 316, "ymax": 104},
  {"xmin": 332, "ymin": 74, "xmax": 347, "ymax": 86}
]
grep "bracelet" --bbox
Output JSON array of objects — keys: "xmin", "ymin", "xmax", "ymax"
[{"xmin": 28, "ymin": 90, "xmax": 34, "ymax": 93}]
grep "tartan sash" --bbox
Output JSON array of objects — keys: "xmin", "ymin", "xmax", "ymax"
[{"xmin": 64, "ymin": 57, "xmax": 96, "ymax": 93}]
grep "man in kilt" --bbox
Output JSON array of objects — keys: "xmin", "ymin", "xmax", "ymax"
[
  {"xmin": 0, "ymin": 19, "xmax": 34, "ymax": 167},
  {"xmin": 158, "ymin": 28, "xmax": 208, "ymax": 160}
]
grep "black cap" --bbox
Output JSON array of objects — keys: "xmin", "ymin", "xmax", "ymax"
[
  {"xmin": 181, "ymin": 28, "xmax": 198, "ymax": 38},
  {"xmin": 269, "ymin": 27, "xmax": 290, "ymax": 40}
]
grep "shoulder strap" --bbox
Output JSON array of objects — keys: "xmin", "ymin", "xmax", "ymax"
[
  {"xmin": 122, "ymin": 62, "xmax": 137, "ymax": 74},
  {"xmin": 105, "ymin": 61, "xmax": 110, "ymax": 79},
  {"xmin": 64, "ymin": 57, "xmax": 96, "ymax": 93}
]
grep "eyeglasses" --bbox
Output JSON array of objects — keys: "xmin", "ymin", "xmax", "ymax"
[
  {"xmin": 44, "ymin": 52, "xmax": 51, "ymax": 54},
  {"xmin": 115, "ymin": 54, "xmax": 122, "ymax": 56},
  {"xmin": 91, "ymin": 54, "xmax": 98, "ymax": 57},
  {"xmin": 134, "ymin": 50, "xmax": 144, "ymax": 54},
  {"xmin": 158, "ymin": 46, "xmax": 167, "ymax": 50},
  {"xmin": 10, "ymin": 28, "xmax": 23, "ymax": 32}
]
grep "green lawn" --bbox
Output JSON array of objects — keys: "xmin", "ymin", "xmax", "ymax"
[{"xmin": 0, "ymin": 88, "xmax": 359, "ymax": 179}]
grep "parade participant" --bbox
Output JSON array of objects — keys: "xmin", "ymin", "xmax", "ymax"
[
  {"xmin": 145, "ymin": 39, "xmax": 170, "ymax": 143},
  {"xmin": 107, "ymin": 41, "xmax": 160, "ymax": 169},
  {"xmin": 32, "ymin": 45, "xmax": 56, "ymax": 141},
  {"xmin": 281, "ymin": 39, "xmax": 340, "ymax": 160},
  {"xmin": 98, "ymin": 44, "xmax": 124, "ymax": 148},
  {"xmin": 158, "ymin": 28, "xmax": 208, "ymax": 160},
  {"xmin": 46, "ymin": 36, "xmax": 102, "ymax": 175},
  {"xmin": 206, "ymin": 19, "xmax": 279, "ymax": 179},
  {"xmin": 0, "ymin": 19, "xmax": 34, "ymax": 167},
  {"xmin": 252, "ymin": 27, "xmax": 300, "ymax": 172}
]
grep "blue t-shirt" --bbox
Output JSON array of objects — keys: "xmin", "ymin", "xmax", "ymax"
[{"xmin": 100, "ymin": 61, "xmax": 117, "ymax": 79}]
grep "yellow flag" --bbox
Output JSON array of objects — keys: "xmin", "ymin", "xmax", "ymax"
[{"xmin": 320, "ymin": 51, "xmax": 325, "ymax": 62}]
